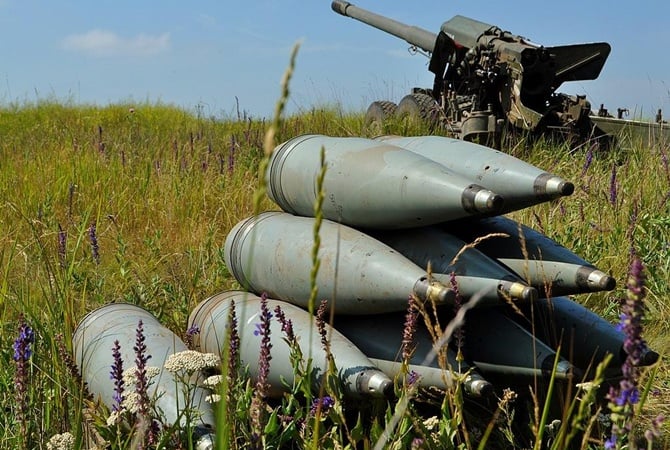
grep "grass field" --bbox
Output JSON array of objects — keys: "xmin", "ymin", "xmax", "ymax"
[{"xmin": 1, "ymin": 61, "xmax": 669, "ymax": 448}]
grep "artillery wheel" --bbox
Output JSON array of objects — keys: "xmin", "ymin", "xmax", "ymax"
[
  {"xmin": 395, "ymin": 93, "xmax": 442, "ymax": 130},
  {"xmin": 364, "ymin": 100, "xmax": 397, "ymax": 136}
]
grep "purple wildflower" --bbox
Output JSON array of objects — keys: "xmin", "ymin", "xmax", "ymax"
[
  {"xmin": 411, "ymin": 437, "xmax": 425, "ymax": 449},
  {"xmin": 581, "ymin": 146, "xmax": 594, "ymax": 176},
  {"xmin": 255, "ymin": 294, "xmax": 273, "ymax": 395},
  {"xmin": 133, "ymin": 320, "xmax": 152, "ymax": 415},
  {"xmin": 604, "ymin": 256, "xmax": 649, "ymax": 448},
  {"xmin": 13, "ymin": 319, "xmax": 35, "ymax": 362},
  {"xmin": 274, "ymin": 304, "xmax": 296, "ymax": 343},
  {"xmin": 316, "ymin": 299, "xmax": 330, "ymax": 351},
  {"xmin": 310, "ymin": 395, "xmax": 335, "ymax": 415},
  {"xmin": 644, "ymin": 414, "xmax": 664, "ymax": 445},
  {"xmin": 58, "ymin": 224, "xmax": 67, "ymax": 268},
  {"xmin": 226, "ymin": 301, "xmax": 240, "ymax": 378},
  {"xmin": 110, "ymin": 340, "xmax": 124, "ymax": 412},
  {"xmin": 609, "ymin": 163, "xmax": 618, "ymax": 206},
  {"xmin": 401, "ymin": 295, "xmax": 419, "ymax": 363},
  {"xmin": 13, "ymin": 316, "xmax": 35, "ymax": 443},
  {"xmin": 184, "ymin": 324, "xmax": 200, "ymax": 350},
  {"xmin": 407, "ymin": 370, "xmax": 421, "ymax": 387},
  {"xmin": 250, "ymin": 293, "xmax": 273, "ymax": 446},
  {"xmin": 89, "ymin": 222, "xmax": 100, "ymax": 265}
]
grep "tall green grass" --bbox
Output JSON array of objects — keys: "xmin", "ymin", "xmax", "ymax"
[{"xmin": 0, "ymin": 77, "xmax": 668, "ymax": 447}]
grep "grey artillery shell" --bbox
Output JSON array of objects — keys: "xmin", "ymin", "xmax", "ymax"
[
  {"xmin": 333, "ymin": 313, "xmax": 493, "ymax": 397},
  {"xmin": 371, "ymin": 226, "xmax": 537, "ymax": 307},
  {"xmin": 376, "ymin": 135, "xmax": 574, "ymax": 214},
  {"xmin": 463, "ymin": 307, "xmax": 579, "ymax": 380},
  {"xmin": 224, "ymin": 211, "xmax": 455, "ymax": 314},
  {"xmin": 515, "ymin": 296, "xmax": 659, "ymax": 376},
  {"xmin": 445, "ymin": 215, "xmax": 616, "ymax": 296},
  {"xmin": 267, "ymin": 134, "xmax": 503, "ymax": 229},
  {"xmin": 188, "ymin": 290, "xmax": 393, "ymax": 398},
  {"xmin": 72, "ymin": 303, "xmax": 216, "ymax": 440}
]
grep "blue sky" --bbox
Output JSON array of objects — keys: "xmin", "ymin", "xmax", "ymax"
[{"xmin": 1, "ymin": 1, "xmax": 668, "ymax": 120}]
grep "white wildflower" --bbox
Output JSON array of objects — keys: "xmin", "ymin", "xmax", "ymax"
[
  {"xmin": 164, "ymin": 350, "xmax": 220, "ymax": 374},
  {"xmin": 46, "ymin": 432, "xmax": 75, "ymax": 450},
  {"xmin": 203, "ymin": 374, "xmax": 223, "ymax": 388},
  {"xmin": 423, "ymin": 416, "xmax": 440, "ymax": 431},
  {"xmin": 121, "ymin": 391, "xmax": 141, "ymax": 414},
  {"xmin": 122, "ymin": 366, "xmax": 160, "ymax": 385},
  {"xmin": 205, "ymin": 394, "xmax": 221, "ymax": 403},
  {"xmin": 106, "ymin": 409, "xmax": 124, "ymax": 426}
]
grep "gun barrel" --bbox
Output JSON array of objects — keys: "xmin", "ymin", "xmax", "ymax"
[{"xmin": 331, "ymin": 1, "xmax": 437, "ymax": 53}]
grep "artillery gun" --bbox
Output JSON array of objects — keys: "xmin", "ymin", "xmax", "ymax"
[{"xmin": 331, "ymin": 1, "xmax": 669, "ymax": 148}]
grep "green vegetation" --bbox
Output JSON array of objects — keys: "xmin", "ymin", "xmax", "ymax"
[{"xmin": 1, "ymin": 69, "xmax": 668, "ymax": 448}]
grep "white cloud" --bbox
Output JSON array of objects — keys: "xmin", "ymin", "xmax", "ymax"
[{"xmin": 61, "ymin": 30, "xmax": 170, "ymax": 57}]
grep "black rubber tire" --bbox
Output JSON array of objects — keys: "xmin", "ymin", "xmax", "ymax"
[
  {"xmin": 395, "ymin": 93, "xmax": 441, "ymax": 129},
  {"xmin": 364, "ymin": 101, "xmax": 397, "ymax": 135}
]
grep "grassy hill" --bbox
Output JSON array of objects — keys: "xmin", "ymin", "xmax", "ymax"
[{"xmin": 0, "ymin": 94, "xmax": 668, "ymax": 449}]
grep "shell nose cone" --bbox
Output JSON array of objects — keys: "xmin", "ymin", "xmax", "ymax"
[
  {"xmin": 468, "ymin": 379, "xmax": 494, "ymax": 398},
  {"xmin": 586, "ymin": 269, "xmax": 616, "ymax": 291},
  {"xmin": 559, "ymin": 180, "xmax": 575, "ymax": 196},
  {"xmin": 486, "ymin": 193, "xmax": 505, "ymax": 212},
  {"xmin": 357, "ymin": 369, "xmax": 395, "ymax": 398},
  {"xmin": 640, "ymin": 347, "xmax": 660, "ymax": 367},
  {"xmin": 596, "ymin": 274, "xmax": 616, "ymax": 291},
  {"xmin": 499, "ymin": 280, "xmax": 538, "ymax": 302},
  {"xmin": 536, "ymin": 173, "xmax": 575, "ymax": 198},
  {"xmin": 462, "ymin": 184, "xmax": 504, "ymax": 214}
]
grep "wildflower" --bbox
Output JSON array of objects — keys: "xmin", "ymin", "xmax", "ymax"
[
  {"xmin": 254, "ymin": 293, "xmax": 273, "ymax": 395},
  {"xmin": 315, "ymin": 298, "xmax": 329, "ymax": 350},
  {"xmin": 202, "ymin": 374, "xmax": 223, "ymax": 388},
  {"xmin": 14, "ymin": 316, "xmax": 35, "ymax": 441},
  {"xmin": 122, "ymin": 366, "xmax": 160, "ymax": 386},
  {"xmin": 57, "ymin": 224, "xmax": 67, "ymax": 268},
  {"xmin": 310, "ymin": 395, "xmax": 335, "ymax": 415},
  {"xmin": 163, "ymin": 350, "xmax": 220, "ymax": 375},
  {"xmin": 604, "ymin": 256, "xmax": 649, "ymax": 449},
  {"xmin": 133, "ymin": 319, "xmax": 153, "ymax": 430},
  {"xmin": 226, "ymin": 299, "xmax": 240, "ymax": 382},
  {"xmin": 274, "ymin": 304, "xmax": 296, "ymax": 343},
  {"xmin": 205, "ymin": 394, "xmax": 221, "ymax": 404},
  {"xmin": 106, "ymin": 409, "xmax": 123, "ymax": 426},
  {"xmin": 644, "ymin": 414, "xmax": 664, "ymax": 444},
  {"xmin": 110, "ymin": 340, "xmax": 124, "ymax": 411},
  {"xmin": 411, "ymin": 437, "xmax": 424, "ymax": 449},
  {"xmin": 581, "ymin": 145, "xmax": 594, "ymax": 176},
  {"xmin": 121, "ymin": 391, "xmax": 142, "ymax": 414},
  {"xmin": 46, "ymin": 432, "xmax": 75, "ymax": 450},
  {"xmin": 13, "ymin": 319, "xmax": 35, "ymax": 362},
  {"xmin": 89, "ymin": 222, "xmax": 100, "ymax": 264},
  {"xmin": 250, "ymin": 292, "xmax": 273, "ymax": 445},
  {"xmin": 401, "ymin": 296, "xmax": 419, "ymax": 363},
  {"xmin": 423, "ymin": 416, "xmax": 440, "ymax": 431},
  {"xmin": 184, "ymin": 324, "xmax": 200, "ymax": 349},
  {"xmin": 407, "ymin": 370, "xmax": 421, "ymax": 387}
]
